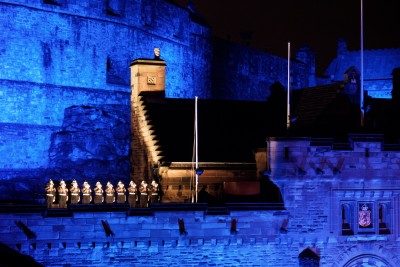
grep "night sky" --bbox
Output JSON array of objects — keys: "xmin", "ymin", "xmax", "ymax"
[{"xmin": 172, "ymin": 0, "xmax": 400, "ymax": 75}]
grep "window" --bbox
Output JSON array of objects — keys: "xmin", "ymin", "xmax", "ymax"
[
  {"xmin": 379, "ymin": 203, "xmax": 391, "ymax": 234},
  {"xmin": 341, "ymin": 202, "xmax": 354, "ymax": 235},
  {"xmin": 340, "ymin": 199, "xmax": 391, "ymax": 236}
]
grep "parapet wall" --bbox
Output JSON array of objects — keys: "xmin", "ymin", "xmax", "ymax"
[
  {"xmin": 260, "ymin": 135, "xmax": 400, "ymax": 254},
  {"xmin": 0, "ymin": 206, "xmax": 295, "ymax": 266},
  {"xmin": 2, "ymin": 205, "xmax": 400, "ymax": 266}
]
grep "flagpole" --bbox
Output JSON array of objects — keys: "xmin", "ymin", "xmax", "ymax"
[
  {"xmin": 195, "ymin": 96, "xmax": 199, "ymax": 203},
  {"xmin": 360, "ymin": 0, "xmax": 364, "ymax": 127},
  {"xmin": 287, "ymin": 42, "xmax": 291, "ymax": 130}
]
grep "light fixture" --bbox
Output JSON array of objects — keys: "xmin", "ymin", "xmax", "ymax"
[{"xmin": 195, "ymin": 168, "xmax": 204, "ymax": 175}]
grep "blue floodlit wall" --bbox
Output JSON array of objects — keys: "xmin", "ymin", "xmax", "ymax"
[
  {"xmin": 211, "ymin": 38, "xmax": 315, "ymax": 101},
  {"xmin": 4, "ymin": 135, "xmax": 400, "ymax": 266},
  {"xmin": 0, "ymin": 0, "xmax": 213, "ymax": 197},
  {"xmin": 0, "ymin": 0, "xmax": 398, "ymax": 200},
  {"xmin": 1, "ymin": 1, "xmax": 400, "ymax": 266},
  {"xmin": 0, "ymin": 0, "xmax": 317, "ymax": 201}
]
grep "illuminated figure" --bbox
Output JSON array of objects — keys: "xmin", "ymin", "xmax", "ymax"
[
  {"xmin": 69, "ymin": 179, "xmax": 80, "ymax": 204},
  {"xmin": 116, "ymin": 180, "xmax": 126, "ymax": 204},
  {"xmin": 128, "ymin": 181, "xmax": 137, "ymax": 208},
  {"xmin": 150, "ymin": 180, "xmax": 160, "ymax": 204},
  {"xmin": 105, "ymin": 181, "xmax": 115, "ymax": 204},
  {"xmin": 154, "ymin": 47, "xmax": 160, "ymax": 59},
  {"xmin": 81, "ymin": 181, "xmax": 92, "ymax": 204},
  {"xmin": 139, "ymin": 180, "xmax": 149, "ymax": 208},
  {"xmin": 94, "ymin": 181, "xmax": 104, "ymax": 204},
  {"xmin": 58, "ymin": 180, "xmax": 68, "ymax": 208},
  {"xmin": 45, "ymin": 179, "xmax": 56, "ymax": 208}
]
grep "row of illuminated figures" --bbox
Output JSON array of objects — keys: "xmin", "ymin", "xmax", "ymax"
[{"xmin": 45, "ymin": 179, "xmax": 159, "ymax": 208}]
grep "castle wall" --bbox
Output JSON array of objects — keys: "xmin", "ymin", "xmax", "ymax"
[
  {"xmin": 0, "ymin": 209, "xmax": 291, "ymax": 266},
  {"xmin": 0, "ymin": 0, "xmax": 211, "ymax": 96},
  {"xmin": 0, "ymin": 0, "xmax": 212, "ymax": 188},
  {"xmin": 259, "ymin": 136, "xmax": 400, "ymax": 265},
  {"xmin": 1, "ymin": 207, "xmax": 400, "ymax": 266},
  {"xmin": 211, "ymin": 38, "xmax": 311, "ymax": 101}
]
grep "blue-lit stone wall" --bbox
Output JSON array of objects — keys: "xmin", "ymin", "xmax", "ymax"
[
  {"xmin": 1, "ymin": 0, "xmax": 398, "ymax": 195},
  {"xmin": 0, "ymin": 209, "xmax": 305, "ymax": 267},
  {"xmin": 211, "ymin": 38, "xmax": 311, "ymax": 101},
  {"xmin": 263, "ymin": 137, "xmax": 400, "ymax": 266},
  {"xmin": 1, "ymin": 207, "xmax": 400, "ymax": 266},
  {"xmin": 0, "ymin": 0, "xmax": 212, "ymax": 199},
  {"xmin": 0, "ymin": 0, "xmax": 316, "ymax": 202}
]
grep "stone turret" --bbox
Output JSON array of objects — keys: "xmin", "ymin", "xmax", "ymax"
[
  {"xmin": 130, "ymin": 48, "xmax": 166, "ymax": 96},
  {"xmin": 337, "ymin": 38, "xmax": 348, "ymax": 58}
]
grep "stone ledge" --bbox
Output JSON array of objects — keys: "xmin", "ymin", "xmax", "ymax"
[{"xmin": 0, "ymin": 202, "xmax": 285, "ymax": 215}]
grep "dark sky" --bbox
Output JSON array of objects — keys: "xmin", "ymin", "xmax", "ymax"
[{"xmin": 172, "ymin": 0, "xmax": 400, "ymax": 75}]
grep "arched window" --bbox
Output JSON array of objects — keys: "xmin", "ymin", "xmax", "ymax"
[
  {"xmin": 379, "ymin": 203, "xmax": 391, "ymax": 234},
  {"xmin": 341, "ymin": 203, "xmax": 354, "ymax": 235},
  {"xmin": 343, "ymin": 254, "xmax": 392, "ymax": 267},
  {"xmin": 299, "ymin": 247, "xmax": 320, "ymax": 267}
]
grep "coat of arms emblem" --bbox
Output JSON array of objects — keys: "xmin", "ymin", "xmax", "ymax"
[{"xmin": 358, "ymin": 204, "xmax": 371, "ymax": 227}]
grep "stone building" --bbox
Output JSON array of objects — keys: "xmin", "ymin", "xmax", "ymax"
[
  {"xmin": 2, "ymin": 1, "xmax": 400, "ymax": 266},
  {"xmin": 0, "ymin": 0, "xmax": 314, "ymax": 200},
  {"xmin": 322, "ymin": 39, "xmax": 400, "ymax": 99}
]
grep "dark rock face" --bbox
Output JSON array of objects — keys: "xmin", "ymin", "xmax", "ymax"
[{"xmin": 48, "ymin": 105, "xmax": 130, "ymax": 180}]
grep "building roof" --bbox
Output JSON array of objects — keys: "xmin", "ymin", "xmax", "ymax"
[
  {"xmin": 288, "ymin": 82, "xmax": 363, "ymax": 140},
  {"xmin": 322, "ymin": 47, "xmax": 400, "ymax": 98},
  {"xmin": 324, "ymin": 48, "xmax": 400, "ymax": 81},
  {"xmin": 140, "ymin": 91, "xmax": 270, "ymax": 163},
  {"xmin": 288, "ymin": 82, "xmax": 400, "ymax": 143},
  {"xmin": 140, "ymin": 82, "xmax": 400, "ymax": 166}
]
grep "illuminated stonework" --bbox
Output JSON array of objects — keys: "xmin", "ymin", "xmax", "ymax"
[{"xmin": 130, "ymin": 59, "xmax": 166, "ymax": 181}]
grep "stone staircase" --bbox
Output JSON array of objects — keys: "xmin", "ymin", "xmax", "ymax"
[{"xmin": 131, "ymin": 92, "xmax": 163, "ymax": 180}]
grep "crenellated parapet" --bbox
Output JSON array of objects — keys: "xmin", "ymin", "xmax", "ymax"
[
  {"xmin": 257, "ymin": 134, "xmax": 400, "ymax": 250},
  {"xmin": 265, "ymin": 134, "xmax": 400, "ymax": 179},
  {"xmin": 2, "ymin": 204, "xmax": 400, "ymax": 266}
]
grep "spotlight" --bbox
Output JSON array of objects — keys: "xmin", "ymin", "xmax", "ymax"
[
  {"xmin": 195, "ymin": 168, "xmax": 204, "ymax": 175},
  {"xmin": 290, "ymin": 116, "xmax": 298, "ymax": 123}
]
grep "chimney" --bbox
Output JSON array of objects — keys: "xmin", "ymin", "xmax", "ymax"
[
  {"xmin": 295, "ymin": 44, "xmax": 316, "ymax": 87},
  {"xmin": 337, "ymin": 38, "xmax": 348, "ymax": 58}
]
